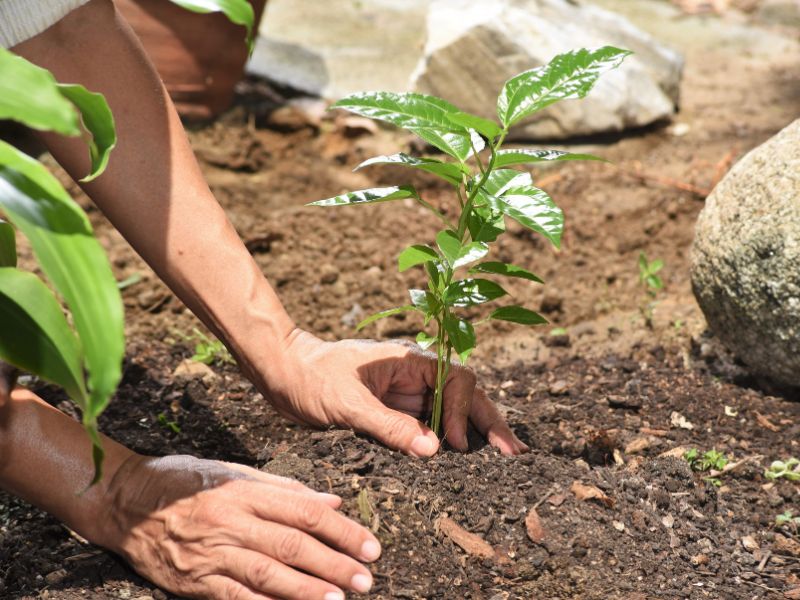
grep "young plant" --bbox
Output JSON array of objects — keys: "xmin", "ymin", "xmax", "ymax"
[
  {"xmin": 684, "ymin": 448, "xmax": 730, "ymax": 472},
  {"xmin": 776, "ymin": 510, "xmax": 800, "ymax": 530},
  {"xmin": 638, "ymin": 252, "xmax": 664, "ymax": 329},
  {"xmin": 308, "ymin": 47, "xmax": 632, "ymax": 436},
  {"xmin": 182, "ymin": 327, "xmax": 235, "ymax": 366},
  {"xmin": 765, "ymin": 458, "xmax": 800, "ymax": 482}
]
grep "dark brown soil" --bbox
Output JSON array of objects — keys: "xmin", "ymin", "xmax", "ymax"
[{"xmin": 2, "ymin": 8, "xmax": 800, "ymax": 599}]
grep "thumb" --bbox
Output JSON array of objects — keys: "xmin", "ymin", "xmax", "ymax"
[{"xmin": 348, "ymin": 386, "xmax": 440, "ymax": 457}]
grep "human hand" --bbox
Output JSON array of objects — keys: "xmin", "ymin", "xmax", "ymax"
[
  {"xmin": 100, "ymin": 455, "xmax": 380, "ymax": 600},
  {"xmin": 255, "ymin": 329, "xmax": 528, "ymax": 456}
]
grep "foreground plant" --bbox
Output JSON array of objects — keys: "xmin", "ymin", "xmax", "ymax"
[{"xmin": 308, "ymin": 47, "xmax": 632, "ymax": 436}]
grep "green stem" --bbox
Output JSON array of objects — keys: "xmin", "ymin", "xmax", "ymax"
[
  {"xmin": 414, "ymin": 193, "xmax": 456, "ymax": 230},
  {"xmin": 431, "ymin": 317, "xmax": 448, "ymax": 437},
  {"xmin": 456, "ymin": 130, "xmax": 507, "ymax": 242}
]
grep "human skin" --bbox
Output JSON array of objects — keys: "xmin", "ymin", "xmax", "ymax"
[{"xmin": 2, "ymin": 0, "xmax": 529, "ymax": 598}]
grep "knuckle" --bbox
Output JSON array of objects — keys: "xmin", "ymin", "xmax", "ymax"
[
  {"xmin": 246, "ymin": 558, "xmax": 277, "ymax": 589},
  {"xmin": 297, "ymin": 499, "xmax": 326, "ymax": 530},
  {"xmin": 276, "ymin": 529, "xmax": 304, "ymax": 563}
]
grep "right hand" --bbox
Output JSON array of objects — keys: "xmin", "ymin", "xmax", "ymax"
[{"xmin": 100, "ymin": 455, "xmax": 379, "ymax": 600}]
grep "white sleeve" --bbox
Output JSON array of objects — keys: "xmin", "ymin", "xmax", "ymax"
[{"xmin": 0, "ymin": 0, "xmax": 92, "ymax": 49}]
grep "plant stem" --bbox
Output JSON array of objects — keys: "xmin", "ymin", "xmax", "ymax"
[{"xmin": 431, "ymin": 317, "xmax": 448, "ymax": 436}]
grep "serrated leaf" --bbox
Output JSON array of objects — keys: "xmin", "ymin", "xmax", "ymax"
[
  {"xmin": 445, "ymin": 278, "xmax": 507, "ymax": 308},
  {"xmin": 487, "ymin": 186, "xmax": 564, "ymax": 249},
  {"xmin": 56, "ymin": 84, "xmax": 117, "ymax": 182},
  {"xmin": 490, "ymin": 305, "xmax": 548, "ymax": 325},
  {"xmin": 356, "ymin": 153, "xmax": 465, "ymax": 185},
  {"xmin": 0, "ymin": 268, "xmax": 87, "ymax": 402},
  {"xmin": 497, "ymin": 46, "xmax": 633, "ymax": 127},
  {"xmin": 0, "ymin": 49, "xmax": 80, "ymax": 136},
  {"xmin": 446, "ymin": 111, "xmax": 502, "ymax": 140},
  {"xmin": 398, "ymin": 244, "xmax": 439, "ymax": 272},
  {"xmin": 307, "ymin": 185, "xmax": 416, "ymax": 207},
  {"xmin": 356, "ymin": 305, "xmax": 415, "ymax": 330},
  {"xmin": 0, "ymin": 219, "xmax": 15, "ymax": 267},
  {"xmin": 469, "ymin": 261, "xmax": 543, "ymax": 283},
  {"xmin": 0, "ymin": 141, "xmax": 124, "ymax": 427},
  {"xmin": 416, "ymin": 331, "xmax": 436, "ymax": 351},
  {"xmin": 169, "ymin": 0, "xmax": 256, "ymax": 52},
  {"xmin": 494, "ymin": 149, "xmax": 605, "ymax": 169},
  {"xmin": 331, "ymin": 92, "xmax": 476, "ymax": 161},
  {"xmin": 443, "ymin": 315, "xmax": 476, "ymax": 364}
]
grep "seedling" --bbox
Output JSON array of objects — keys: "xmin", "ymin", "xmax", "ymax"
[
  {"xmin": 157, "ymin": 412, "xmax": 181, "ymax": 434},
  {"xmin": 765, "ymin": 458, "xmax": 800, "ymax": 482},
  {"xmin": 308, "ymin": 47, "xmax": 632, "ymax": 436},
  {"xmin": 776, "ymin": 510, "xmax": 800, "ymax": 530},
  {"xmin": 684, "ymin": 448, "xmax": 730, "ymax": 472},
  {"xmin": 171, "ymin": 327, "xmax": 235, "ymax": 366},
  {"xmin": 637, "ymin": 252, "xmax": 664, "ymax": 329}
]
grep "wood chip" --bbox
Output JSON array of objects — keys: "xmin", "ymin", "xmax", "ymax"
[
  {"xmin": 625, "ymin": 437, "xmax": 651, "ymax": 455},
  {"xmin": 570, "ymin": 481, "xmax": 614, "ymax": 508},
  {"xmin": 775, "ymin": 534, "xmax": 800, "ymax": 558},
  {"xmin": 640, "ymin": 427, "xmax": 669, "ymax": 437},
  {"xmin": 659, "ymin": 446, "xmax": 692, "ymax": 459},
  {"xmin": 435, "ymin": 516, "xmax": 495, "ymax": 560},
  {"xmin": 754, "ymin": 411, "xmax": 780, "ymax": 432},
  {"xmin": 742, "ymin": 535, "xmax": 760, "ymax": 552},
  {"xmin": 785, "ymin": 586, "xmax": 800, "ymax": 599},
  {"xmin": 525, "ymin": 508, "xmax": 547, "ymax": 544},
  {"xmin": 670, "ymin": 411, "xmax": 694, "ymax": 430},
  {"xmin": 547, "ymin": 493, "xmax": 568, "ymax": 507},
  {"xmin": 691, "ymin": 553, "xmax": 709, "ymax": 566}
]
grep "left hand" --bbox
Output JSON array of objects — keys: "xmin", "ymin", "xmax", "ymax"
[{"xmin": 251, "ymin": 329, "xmax": 529, "ymax": 457}]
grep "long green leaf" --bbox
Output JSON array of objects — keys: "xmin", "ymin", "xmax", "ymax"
[
  {"xmin": 490, "ymin": 305, "xmax": 548, "ymax": 325},
  {"xmin": 0, "ymin": 142, "xmax": 124, "ymax": 424},
  {"xmin": 436, "ymin": 230, "xmax": 462, "ymax": 267},
  {"xmin": 355, "ymin": 153, "xmax": 466, "ymax": 185},
  {"xmin": 0, "ymin": 49, "xmax": 80, "ymax": 136},
  {"xmin": 476, "ymin": 169, "xmax": 532, "ymax": 198},
  {"xmin": 497, "ymin": 46, "xmax": 633, "ymax": 127},
  {"xmin": 307, "ymin": 185, "xmax": 416, "ymax": 207},
  {"xmin": 331, "ymin": 92, "xmax": 478, "ymax": 161},
  {"xmin": 443, "ymin": 315, "xmax": 476, "ymax": 364},
  {"xmin": 487, "ymin": 186, "xmax": 564, "ymax": 249},
  {"xmin": 0, "ymin": 219, "xmax": 16, "ymax": 267},
  {"xmin": 169, "ymin": 0, "xmax": 256, "ymax": 52},
  {"xmin": 469, "ymin": 261, "xmax": 543, "ymax": 283},
  {"xmin": 0, "ymin": 268, "xmax": 86, "ymax": 402},
  {"xmin": 494, "ymin": 149, "xmax": 605, "ymax": 169},
  {"xmin": 446, "ymin": 112, "xmax": 502, "ymax": 140},
  {"xmin": 356, "ymin": 305, "xmax": 416, "ymax": 331},
  {"xmin": 398, "ymin": 244, "xmax": 439, "ymax": 272},
  {"xmin": 444, "ymin": 278, "xmax": 507, "ymax": 308},
  {"xmin": 56, "ymin": 84, "xmax": 117, "ymax": 182},
  {"xmin": 467, "ymin": 208, "xmax": 505, "ymax": 243}
]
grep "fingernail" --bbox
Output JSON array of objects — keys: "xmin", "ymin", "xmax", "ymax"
[
  {"xmin": 361, "ymin": 539, "xmax": 381, "ymax": 561},
  {"xmin": 411, "ymin": 435, "xmax": 436, "ymax": 457},
  {"xmin": 324, "ymin": 592, "xmax": 344, "ymax": 600},
  {"xmin": 351, "ymin": 572, "xmax": 373, "ymax": 593}
]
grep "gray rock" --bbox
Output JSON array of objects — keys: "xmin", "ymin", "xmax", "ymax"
[
  {"xmin": 411, "ymin": 0, "xmax": 683, "ymax": 140},
  {"xmin": 691, "ymin": 119, "xmax": 800, "ymax": 387}
]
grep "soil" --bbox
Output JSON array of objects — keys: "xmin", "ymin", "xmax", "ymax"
[{"xmin": 2, "ymin": 4, "xmax": 800, "ymax": 599}]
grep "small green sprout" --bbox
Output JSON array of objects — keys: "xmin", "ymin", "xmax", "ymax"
[
  {"xmin": 308, "ymin": 47, "xmax": 632, "ymax": 436},
  {"xmin": 765, "ymin": 458, "xmax": 800, "ymax": 482},
  {"xmin": 684, "ymin": 448, "xmax": 729, "ymax": 472},
  {"xmin": 157, "ymin": 412, "xmax": 181, "ymax": 434},
  {"xmin": 173, "ymin": 327, "xmax": 235, "ymax": 366},
  {"xmin": 776, "ymin": 510, "xmax": 800, "ymax": 528},
  {"xmin": 638, "ymin": 252, "xmax": 664, "ymax": 329}
]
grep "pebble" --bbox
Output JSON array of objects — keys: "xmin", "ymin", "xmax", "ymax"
[
  {"xmin": 172, "ymin": 359, "xmax": 217, "ymax": 384},
  {"xmin": 319, "ymin": 264, "xmax": 339, "ymax": 284},
  {"xmin": 548, "ymin": 380, "xmax": 569, "ymax": 396}
]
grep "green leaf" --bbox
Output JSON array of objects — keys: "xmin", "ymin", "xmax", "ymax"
[
  {"xmin": 331, "ymin": 92, "xmax": 477, "ymax": 161},
  {"xmin": 436, "ymin": 230, "xmax": 462, "ymax": 267},
  {"xmin": 443, "ymin": 315, "xmax": 476, "ymax": 364},
  {"xmin": 416, "ymin": 331, "xmax": 436, "ymax": 351},
  {"xmin": 494, "ymin": 149, "xmax": 605, "ymax": 169},
  {"xmin": 355, "ymin": 153, "xmax": 466, "ymax": 185},
  {"xmin": 649, "ymin": 259, "xmax": 664, "ymax": 273},
  {"xmin": 169, "ymin": 0, "xmax": 256, "ymax": 52},
  {"xmin": 56, "ymin": 84, "xmax": 117, "ymax": 182},
  {"xmin": 469, "ymin": 261, "xmax": 543, "ymax": 283},
  {"xmin": 467, "ymin": 208, "xmax": 505, "ymax": 243},
  {"xmin": 307, "ymin": 185, "xmax": 416, "ymax": 207},
  {"xmin": 0, "ymin": 219, "xmax": 16, "ymax": 267},
  {"xmin": 0, "ymin": 268, "xmax": 87, "ymax": 402},
  {"xmin": 454, "ymin": 242, "xmax": 489, "ymax": 269},
  {"xmin": 0, "ymin": 49, "xmax": 80, "ymax": 136},
  {"xmin": 489, "ymin": 305, "xmax": 548, "ymax": 325},
  {"xmin": 476, "ymin": 169, "xmax": 532, "ymax": 198},
  {"xmin": 445, "ymin": 111, "xmax": 503, "ymax": 140},
  {"xmin": 487, "ymin": 186, "xmax": 564, "ymax": 249},
  {"xmin": 409, "ymin": 289, "xmax": 438, "ymax": 314},
  {"xmin": 497, "ymin": 46, "xmax": 633, "ymax": 127},
  {"xmin": 356, "ymin": 305, "xmax": 416, "ymax": 331},
  {"xmin": 0, "ymin": 141, "xmax": 124, "ymax": 425},
  {"xmin": 445, "ymin": 278, "xmax": 507, "ymax": 308},
  {"xmin": 398, "ymin": 244, "xmax": 439, "ymax": 272}
]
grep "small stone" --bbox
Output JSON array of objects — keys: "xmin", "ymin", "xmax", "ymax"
[
  {"xmin": 690, "ymin": 553, "xmax": 709, "ymax": 566},
  {"xmin": 661, "ymin": 514, "xmax": 675, "ymax": 529},
  {"xmin": 741, "ymin": 535, "xmax": 760, "ymax": 552},
  {"xmin": 548, "ymin": 380, "xmax": 569, "ymax": 396},
  {"xmin": 607, "ymin": 395, "xmax": 642, "ymax": 410},
  {"xmin": 625, "ymin": 437, "xmax": 650, "ymax": 455},
  {"xmin": 670, "ymin": 411, "xmax": 694, "ymax": 430},
  {"xmin": 319, "ymin": 264, "xmax": 339, "ymax": 284},
  {"xmin": 612, "ymin": 520, "xmax": 625, "ymax": 532},
  {"xmin": 173, "ymin": 359, "xmax": 217, "ymax": 384}
]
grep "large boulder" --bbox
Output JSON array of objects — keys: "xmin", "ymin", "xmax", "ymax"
[
  {"xmin": 249, "ymin": 0, "xmax": 683, "ymax": 140},
  {"xmin": 691, "ymin": 119, "xmax": 800, "ymax": 388},
  {"xmin": 412, "ymin": 0, "xmax": 683, "ymax": 140}
]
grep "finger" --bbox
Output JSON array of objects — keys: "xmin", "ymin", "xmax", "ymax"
[
  {"xmin": 441, "ymin": 364, "xmax": 476, "ymax": 452},
  {"xmin": 202, "ymin": 575, "xmax": 280, "ymax": 600},
  {"xmin": 348, "ymin": 385, "xmax": 440, "ymax": 457},
  {"xmin": 235, "ymin": 520, "xmax": 373, "ymax": 594},
  {"xmin": 242, "ymin": 487, "xmax": 381, "ymax": 564},
  {"xmin": 381, "ymin": 391, "xmax": 429, "ymax": 417},
  {"xmin": 216, "ymin": 549, "xmax": 348, "ymax": 600},
  {"xmin": 219, "ymin": 462, "xmax": 342, "ymax": 508},
  {"xmin": 470, "ymin": 388, "xmax": 529, "ymax": 455}
]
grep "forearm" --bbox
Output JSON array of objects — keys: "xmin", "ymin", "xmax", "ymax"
[
  {"xmin": 0, "ymin": 388, "xmax": 138, "ymax": 547},
  {"xmin": 12, "ymin": 0, "xmax": 295, "ymax": 375}
]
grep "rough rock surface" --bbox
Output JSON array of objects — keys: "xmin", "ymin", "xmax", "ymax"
[
  {"xmin": 249, "ymin": 0, "xmax": 683, "ymax": 140},
  {"xmin": 412, "ymin": 0, "xmax": 684, "ymax": 140},
  {"xmin": 691, "ymin": 119, "xmax": 800, "ymax": 388}
]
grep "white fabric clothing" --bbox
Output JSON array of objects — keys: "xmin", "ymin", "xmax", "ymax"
[{"xmin": 0, "ymin": 0, "xmax": 91, "ymax": 48}]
